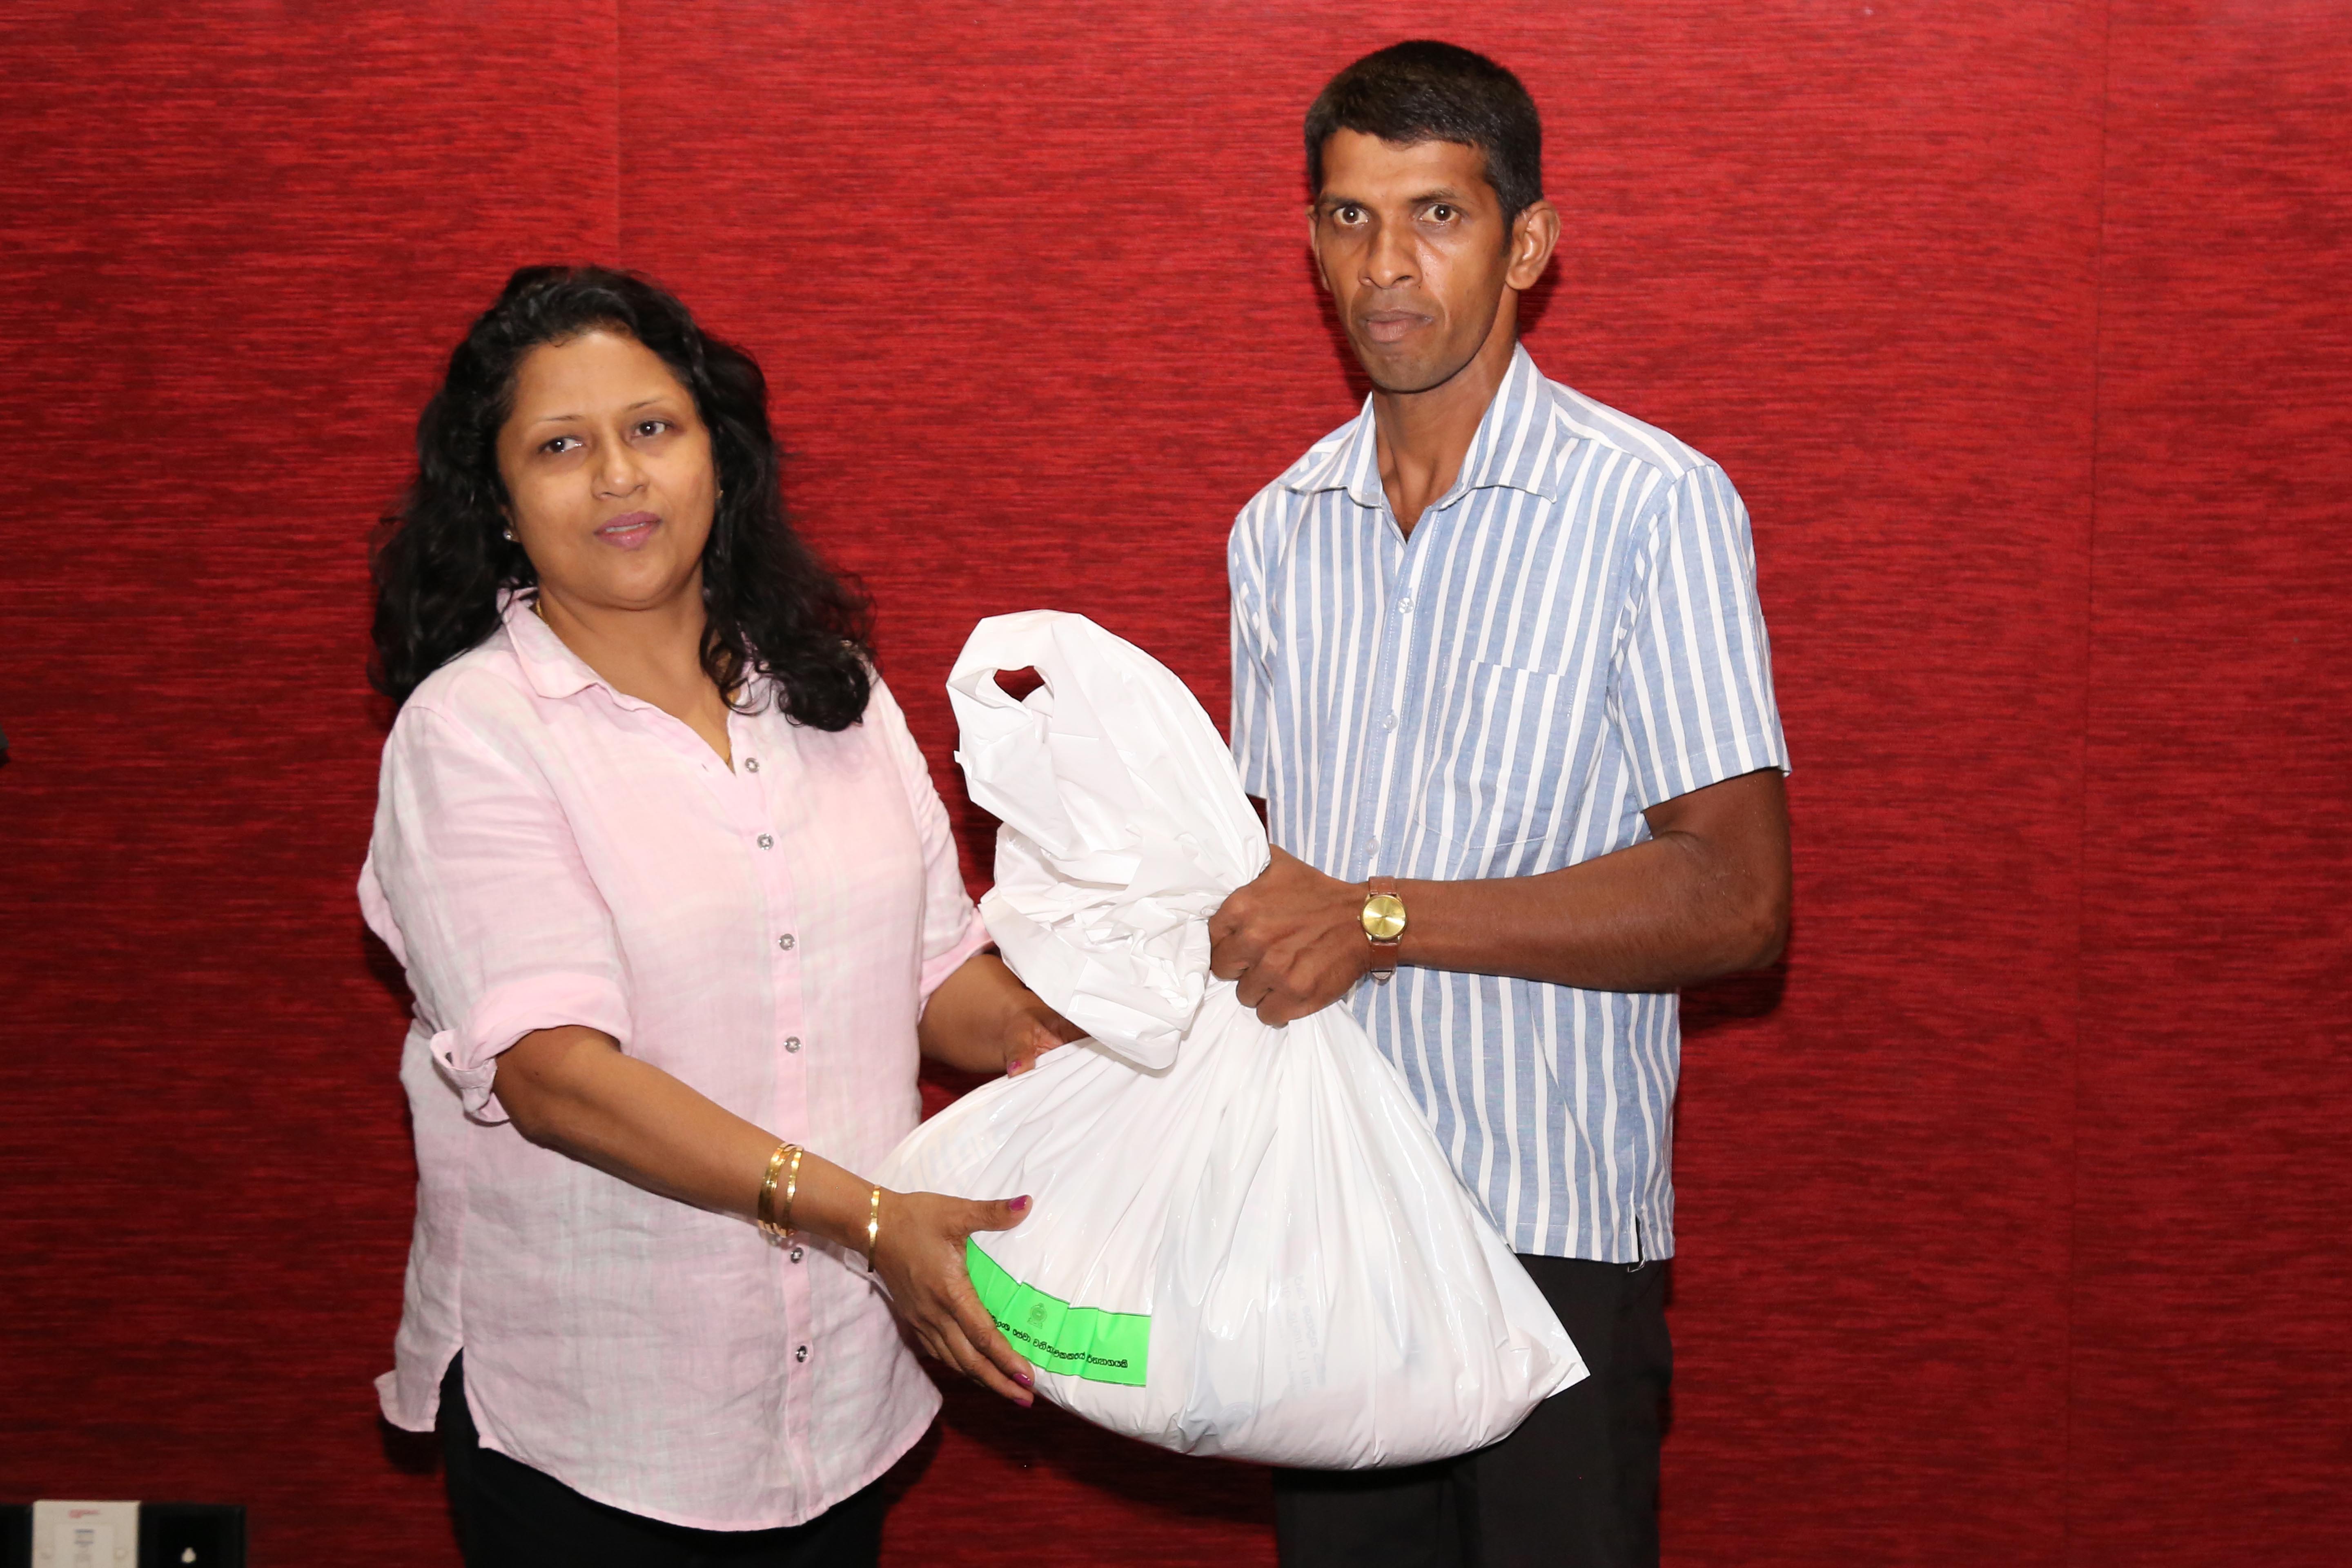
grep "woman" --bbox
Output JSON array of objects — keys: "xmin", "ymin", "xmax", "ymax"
[{"xmin": 362, "ymin": 265, "xmax": 1073, "ymax": 1565}]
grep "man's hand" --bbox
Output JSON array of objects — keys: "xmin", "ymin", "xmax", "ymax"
[{"xmin": 1208, "ymin": 846, "xmax": 1370, "ymax": 1025}]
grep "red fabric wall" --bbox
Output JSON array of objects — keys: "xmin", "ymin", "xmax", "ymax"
[
  {"xmin": 3, "ymin": 4, "xmax": 2345, "ymax": 1563},
  {"xmin": 2071, "ymin": 4, "xmax": 2352, "ymax": 1558}
]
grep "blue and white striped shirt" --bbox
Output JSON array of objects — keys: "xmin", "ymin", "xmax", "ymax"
[{"xmin": 1229, "ymin": 345, "xmax": 1787, "ymax": 1262}]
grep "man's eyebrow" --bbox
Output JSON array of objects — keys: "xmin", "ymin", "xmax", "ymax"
[{"xmin": 1317, "ymin": 186, "xmax": 1472, "ymax": 208}]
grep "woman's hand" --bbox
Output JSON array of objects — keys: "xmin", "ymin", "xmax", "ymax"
[
  {"xmin": 920, "ymin": 951, "xmax": 1087, "ymax": 1077},
  {"xmin": 870, "ymin": 1189, "xmax": 1039, "ymax": 1405},
  {"xmin": 998, "ymin": 984, "xmax": 1082, "ymax": 1077}
]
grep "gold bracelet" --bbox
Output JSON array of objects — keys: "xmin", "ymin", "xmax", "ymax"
[
  {"xmin": 864, "ymin": 1186, "xmax": 883, "ymax": 1272},
  {"xmin": 757, "ymin": 1143, "xmax": 801, "ymax": 1245}
]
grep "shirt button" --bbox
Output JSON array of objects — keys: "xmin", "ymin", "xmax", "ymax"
[
  {"xmin": 757, "ymin": 833, "xmax": 775, "ymax": 849},
  {"xmin": 744, "ymin": 757, "xmax": 760, "ymax": 773},
  {"xmin": 1380, "ymin": 712, "xmax": 1398, "ymax": 731},
  {"xmin": 789, "ymin": 1245, "xmax": 804, "ymax": 1263},
  {"xmin": 777, "ymin": 934, "xmax": 796, "ymax": 952},
  {"xmin": 784, "ymin": 1035, "xmax": 802, "ymax": 1053},
  {"xmin": 1396, "ymin": 596, "xmax": 1414, "ymax": 614},
  {"xmin": 794, "ymin": 1344, "xmax": 810, "ymax": 1363}
]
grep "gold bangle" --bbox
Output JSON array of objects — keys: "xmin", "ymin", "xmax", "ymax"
[
  {"xmin": 757, "ymin": 1143, "xmax": 801, "ymax": 1245},
  {"xmin": 864, "ymin": 1186, "xmax": 883, "ymax": 1272}
]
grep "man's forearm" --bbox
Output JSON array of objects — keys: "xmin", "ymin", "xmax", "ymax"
[
  {"xmin": 1394, "ymin": 831, "xmax": 1784, "ymax": 993},
  {"xmin": 1398, "ymin": 769, "xmax": 1789, "ymax": 992},
  {"xmin": 1212, "ymin": 768, "xmax": 1789, "ymax": 1023}
]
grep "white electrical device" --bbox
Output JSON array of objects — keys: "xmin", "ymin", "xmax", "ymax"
[{"xmin": 31, "ymin": 1501, "xmax": 138, "ymax": 1568}]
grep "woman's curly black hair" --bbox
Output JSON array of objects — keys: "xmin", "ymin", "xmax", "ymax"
[{"xmin": 370, "ymin": 264, "xmax": 873, "ymax": 729}]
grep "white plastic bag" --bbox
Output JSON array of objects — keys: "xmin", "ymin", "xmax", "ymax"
[{"xmin": 877, "ymin": 611, "xmax": 1586, "ymax": 1467}]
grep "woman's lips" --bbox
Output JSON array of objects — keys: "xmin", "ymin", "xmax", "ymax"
[{"xmin": 596, "ymin": 511, "xmax": 660, "ymax": 550}]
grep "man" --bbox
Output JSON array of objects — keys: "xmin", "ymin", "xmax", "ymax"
[{"xmin": 1208, "ymin": 41, "xmax": 1792, "ymax": 1568}]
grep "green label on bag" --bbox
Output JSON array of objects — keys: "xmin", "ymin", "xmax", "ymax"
[{"xmin": 964, "ymin": 1239, "xmax": 1149, "ymax": 1388}]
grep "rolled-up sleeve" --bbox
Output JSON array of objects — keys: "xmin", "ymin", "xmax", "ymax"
[
  {"xmin": 363, "ymin": 701, "xmax": 630, "ymax": 1122},
  {"xmin": 865, "ymin": 677, "xmax": 989, "ymax": 1005}
]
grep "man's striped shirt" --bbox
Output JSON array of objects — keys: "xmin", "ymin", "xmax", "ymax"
[{"xmin": 1228, "ymin": 344, "xmax": 1788, "ymax": 1262}]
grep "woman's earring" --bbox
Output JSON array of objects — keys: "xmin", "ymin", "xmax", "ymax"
[{"xmin": 502, "ymin": 527, "xmax": 516, "ymax": 541}]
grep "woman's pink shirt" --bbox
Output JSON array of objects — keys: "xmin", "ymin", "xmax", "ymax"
[{"xmin": 359, "ymin": 597, "xmax": 984, "ymax": 1529}]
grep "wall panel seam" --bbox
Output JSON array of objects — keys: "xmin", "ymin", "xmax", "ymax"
[
  {"xmin": 2064, "ymin": 1, "xmax": 2120, "ymax": 1561},
  {"xmin": 614, "ymin": 0, "xmax": 625, "ymax": 263}
]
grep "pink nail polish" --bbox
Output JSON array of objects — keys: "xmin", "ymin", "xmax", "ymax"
[
  {"xmin": 1009, "ymin": 1195, "xmax": 1031, "ymax": 1213},
  {"xmin": 1015, "ymin": 1369, "xmax": 1034, "ymax": 1388}
]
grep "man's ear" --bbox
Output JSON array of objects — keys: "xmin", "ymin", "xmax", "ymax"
[
  {"xmin": 1506, "ymin": 199, "xmax": 1562, "ymax": 292},
  {"xmin": 1306, "ymin": 204, "xmax": 1332, "ymax": 294}
]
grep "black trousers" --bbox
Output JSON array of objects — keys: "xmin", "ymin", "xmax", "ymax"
[
  {"xmin": 438, "ymin": 1354, "xmax": 886, "ymax": 1568},
  {"xmin": 1274, "ymin": 1256, "xmax": 1671, "ymax": 1568}
]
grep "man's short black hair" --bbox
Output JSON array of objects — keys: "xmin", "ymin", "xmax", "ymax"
[{"xmin": 1305, "ymin": 41, "xmax": 1544, "ymax": 221}]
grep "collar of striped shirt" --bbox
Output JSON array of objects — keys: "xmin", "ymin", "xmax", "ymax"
[{"xmin": 1281, "ymin": 344, "xmax": 1569, "ymax": 511}]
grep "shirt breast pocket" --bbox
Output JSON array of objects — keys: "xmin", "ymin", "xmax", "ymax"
[{"xmin": 1414, "ymin": 659, "xmax": 1570, "ymax": 852}]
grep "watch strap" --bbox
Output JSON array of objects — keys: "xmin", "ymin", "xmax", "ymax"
[{"xmin": 1363, "ymin": 875, "xmax": 1405, "ymax": 984}]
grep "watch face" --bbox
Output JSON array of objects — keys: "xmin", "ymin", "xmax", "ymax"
[{"xmin": 1362, "ymin": 892, "xmax": 1407, "ymax": 941}]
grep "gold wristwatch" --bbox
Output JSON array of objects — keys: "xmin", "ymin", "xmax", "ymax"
[{"xmin": 1361, "ymin": 875, "xmax": 1407, "ymax": 983}]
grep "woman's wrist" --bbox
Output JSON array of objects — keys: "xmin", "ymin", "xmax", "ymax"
[
  {"xmin": 755, "ymin": 1142, "xmax": 802, "ymax": 1243},
  {"xmin": 915, "ymin": 951, "xmax": 1014, "ymax": 1073},
  {"xmin": 757, "ymin": 1147, "xmax": 896, "ymax": 1255},
  {"xmin": 862, "ymin": 1183, "xmax": 887, "ymax": 1269}
]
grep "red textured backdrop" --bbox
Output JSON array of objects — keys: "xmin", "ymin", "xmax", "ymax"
[{"xmin": 3, "ymin": 3, "xmax": 2347, "ymax": 1564}]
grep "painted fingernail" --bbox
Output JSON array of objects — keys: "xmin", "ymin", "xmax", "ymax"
[
  {"xmin": 1009, "ymin": 1195, "xmax": 1032, "ymax": 1214},
  {"xmin": 1014, "ymin": 1369, "xmax": 1034, "ymax": 1388}
]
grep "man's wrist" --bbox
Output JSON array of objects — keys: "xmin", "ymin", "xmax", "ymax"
[{"xmin": 1361, "ymin": 875, "xmax": 1408, "ymax": 981}]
